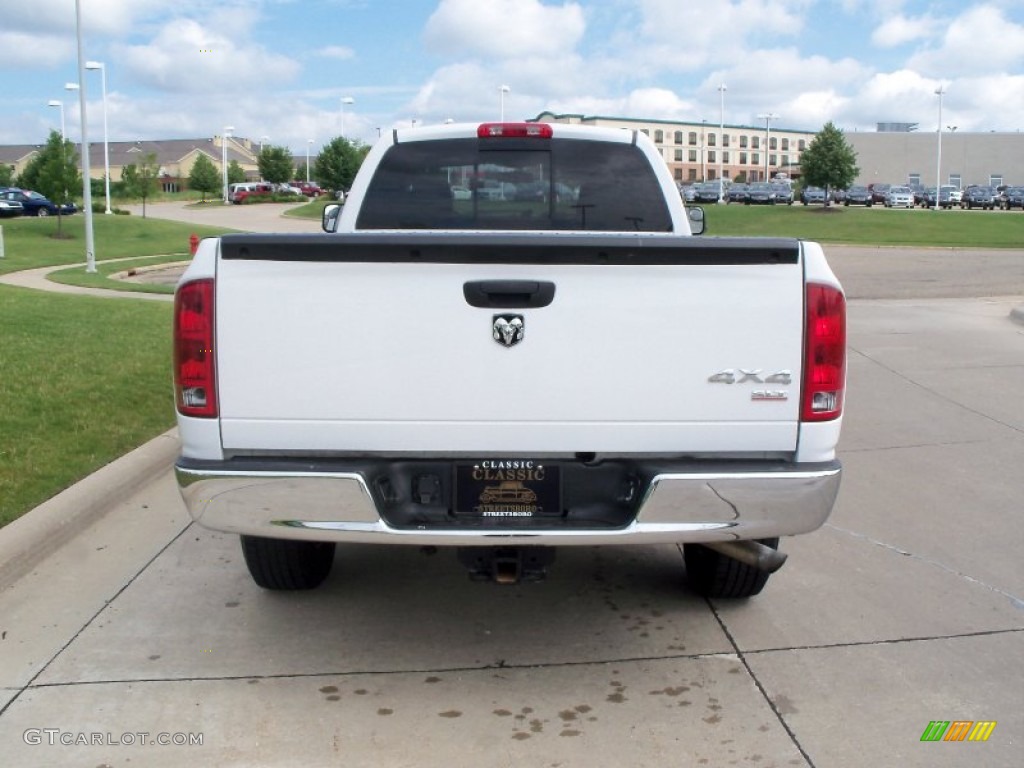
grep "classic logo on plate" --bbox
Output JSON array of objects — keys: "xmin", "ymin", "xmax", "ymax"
[{"xmin": 492, "ymin": 314, "xmax": 524, "ymax": 347}]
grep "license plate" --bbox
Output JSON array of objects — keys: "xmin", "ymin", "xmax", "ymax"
[{"xmin": 454, "ymin": 461, "xmax": 561, "ymax": 518}]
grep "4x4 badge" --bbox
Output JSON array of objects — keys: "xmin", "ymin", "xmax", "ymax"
[{"xmin": 493, "ymin": 314, "xmax": 525, "ymax": 347}]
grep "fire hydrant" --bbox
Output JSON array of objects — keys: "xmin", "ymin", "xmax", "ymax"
[{"xmin": 189, "ymin": 233, "xmax": 200, "ymax": 255}]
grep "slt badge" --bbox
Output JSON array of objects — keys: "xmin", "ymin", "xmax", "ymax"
[{"xmin": 493, "ymin": 314, "xmax": 525, "ymax": 347}]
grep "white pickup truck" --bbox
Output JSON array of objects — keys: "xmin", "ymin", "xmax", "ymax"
[{"xmin": 174, "ymin": 122, "xmax": 845, "ymax": 598}]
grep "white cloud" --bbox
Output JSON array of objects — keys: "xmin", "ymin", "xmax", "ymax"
[
  {"xmin": 0, "ymin": 31, "xmax": 73, "ymax": 69},
  {"xmin": 631, "ymin": 0, "xmax": 812, "ymax": 69},
  {"xmin": 424, "ymin": 0, "xmax": 586, "ymax": 59},
  {"xmin": 114, "ymin": 18, "xmax": 300, "ymax": 94},
  {"xmin": 871, "ymin": 13, "xmax": 939, "ymax": 48},
  {"xmin": 908, "ymin": 5, "xmax": 1024, "ymax": 77},
  {"xmin": 316, "ymin": 45, "xmax": 356, "ymax": 60},
  {"xmin": 697, "ymin": 48, "xmax": 869, "ymax": 128}
]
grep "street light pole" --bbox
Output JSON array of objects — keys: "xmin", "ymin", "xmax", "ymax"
[
  {"xmin": 757, "ymin": 112, "xmax": 779, "ymax": 182},
  {"xmin": 700, "ymin": 119, "xmax": 706, "ymax": 181},
  {"xmin": 717, "ymin": 83, "xmax": 726, "ymax": 202},
  {"xmin": 340, "ymin": 97, "xmax": 354, "ymax": 138},
  {"xmin": 72, "ymin": 0, "xmax": 95, "ymax": 272},
  {"xmin": 500, "ymin": 85, "xmax": 511, "ymax": 122},
  {"xmin": 934, "ymin": 85, "xmax": 945, "ymax": 211},
  {"xmin": 47, "ymin": 100, "xmax": 65, "ymax": 139},
  {"xmin": 221, "ymin": 125, "xmax": 234, "ymax": 204},
  {"xmin": 85, "ymin": 61, "xmax": 111, "ymax": 214}
]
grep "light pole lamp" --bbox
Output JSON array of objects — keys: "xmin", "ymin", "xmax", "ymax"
[
  {"xmin": 757, "ymin": 112, "xmax": 779, "ymax": 182},
  {"xmin": 306, "ymin": 139, "xmax": 313, "ymax": 183},
  {"xmin": 934, "ymin": 86, "xmax": 945, "ymax": 211},
  {"xmin": 340, "ymin": 97, "xmax": 354, "ymax": 138},
  {"xmin": 64, "ymin": 82, "xmax": 80, "ymax": 133},
  {"xmin": 717, "ymin": 83, "xmax": 726, "ymax": 202},
  {"xmin": 47, "ymin": 100, "xmax": 65, "ymax": 138},
  {"xmin": 85, "ymin": 61, "xmax": 112, "ymax": 214},
  {"xmin": 222, "ymin": 125, "xmax": 234, "ymax": 204},
  {"xmin": 500, "ymin": 85, "xmax": 511, "ymax": 122}
]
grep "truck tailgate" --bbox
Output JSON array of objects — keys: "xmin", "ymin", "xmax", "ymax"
[{"xmin": 215, "ymin": 234, "xmax": 805, "ymax": 454}]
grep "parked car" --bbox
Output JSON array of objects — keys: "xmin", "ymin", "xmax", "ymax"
[
  {"xmin": 745, "ymin": 182, "xmax": 776, "ymax": 205},
  {"xmin": 843, "ymin": 186, "xmax": 873, "ymax": 206},
  {"xmin": 275, "ymin": 183, "xmax": 304, "ymax": 196},
  {"xmin": 230, "ymin": 182, "xmax": 274, "ymax": 204},
  {"xmin": 0, "ymin": 196, "xmax": 24, "ymax": 217},
  {"xmin": 297, "ymin": 181, "xmax": 323, "ymax": 196},
  {"xmin": 999, "ymin": 186, "xmax": 1023, "ymax": 210},
  {"xmin": 801, "ymin": 186, "xmax": 827, "ymax": 205},
  {"xmin": 960, "ymin": 186, "xmax": 997, "ymax": 210},
  {"xmin": 868, "ymin": 184, "xmax": 891, "ymax": 205},
  {"xmin": 727, "ymin": 183, "xmax": 749, "ymax": 204},
  {"xmin": 941, "ymin": 186, "xmax": 962, "ymax": 205},
  {"xmin": 692, "ymin": 181, "xmax": 724, "ymax": 203},
  {"xmin": 679, "ymin": 184, "xmax": 697, "ymax": 203},
  {"xmin": 0, "ymin": 188, "xmax": 76, "ymax": 217},
  {"xmin": 884, "ymin": 186, "xmax": 915, "ymax": 208},
  {"xmin": 771, "ymin": 183, "xmax": 794, "ymax": 205}
]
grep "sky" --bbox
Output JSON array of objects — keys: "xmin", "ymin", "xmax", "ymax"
[{"xmin": 1, "ymin": 0, "xmax": 1022, "ymax": 154}]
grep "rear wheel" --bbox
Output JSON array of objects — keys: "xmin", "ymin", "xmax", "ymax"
[
  {"xmin": 240, "ymin": 535, "xmax": 336, "ymax": 590},
  {"xmin": 36, "ymin": 207, "xmax": 49, "ymax": 217},
  {"xmin": 683, "ymin": 538, "xmax": 779, "ymax": 598}
]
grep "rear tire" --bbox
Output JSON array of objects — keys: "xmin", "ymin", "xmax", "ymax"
[
  {"xmin": 36, "ymin": 208, "xmax": 49, "ymax": 217},
  {"xmin": 683, "ymin": 538, "xmax": 779, "ymax": 598},
  {"xmin": 240, "ymin": 535, "xmax": 335, "ymax": 590}
]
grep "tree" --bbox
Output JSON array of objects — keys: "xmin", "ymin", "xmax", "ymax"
[
  {"xmin": 122, "ymin": 152, "xmax": 160, "ymax": 218},
  {"xmin": 227, "ymin": 160, "xmax": 246, "ymax": 185},
  {"xmin": 0, "ymin": 162, "xmax": 13, "ymax": 187},
  {"xmin": 798, "ymin": 122, "xmax": 859, "ymax": 205},
  {"xmin": 315, "ymin": 137, "xmax": 369, "ymax": 194},
  {"xmin": 258, "ymin": 145, "xmax": 296, "ymax": 185},
  {"xmin": 188, "ymin": 153, "xmax": 221, "ymax": 202},
  {"xmin": 31, "ymin": 130, "xmax": 81, "ymax": 237}
]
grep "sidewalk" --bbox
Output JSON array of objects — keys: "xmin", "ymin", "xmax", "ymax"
[{"xmin": 0, "ymin": 258, "xmax": 174, "ymax": 301}]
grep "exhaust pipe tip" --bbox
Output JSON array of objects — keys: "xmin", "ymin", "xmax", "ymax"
[{"xmin": 702, "ymin": 540, "xmax": 788, "ymax": 573}]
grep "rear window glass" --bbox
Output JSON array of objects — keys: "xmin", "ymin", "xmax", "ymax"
[{"xmin": 355, "ymin": 137, "xmax": 672, "ymax": 232}]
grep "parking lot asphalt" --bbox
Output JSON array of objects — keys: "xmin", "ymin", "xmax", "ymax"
[{"xmin": 0, "ymin": 202, "xmax": 1021, "ymax": 766}]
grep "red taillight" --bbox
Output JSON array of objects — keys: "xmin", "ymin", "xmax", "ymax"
[
  {"xmin": 174, "ymin": 278, "xmax": 217, "ymax": 418},
  {"xmin": 477, "ymin": 122, "xmax": 553, "ymax": 139},
  {"xmin": 802, "ymin": 282, "xmax": 846, "ymax": 422}
]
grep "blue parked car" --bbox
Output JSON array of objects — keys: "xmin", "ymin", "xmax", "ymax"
[{"xmin": 0, "ymin": 188, "xmax": 77, "ymax": 217}]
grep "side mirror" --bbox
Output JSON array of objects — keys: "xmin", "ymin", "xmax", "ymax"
[
  {"xmin": 322, "ymin": 203, "xmax": 341, "ymax": 233},
  {"xmin": 688, "ymin": 206, "xmax": 706, "ymax": 235}
]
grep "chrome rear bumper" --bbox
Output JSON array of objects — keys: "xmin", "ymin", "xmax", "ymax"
[{"xmin": 175, "ymin": 458, "xmax": 841, "ymax": 546}]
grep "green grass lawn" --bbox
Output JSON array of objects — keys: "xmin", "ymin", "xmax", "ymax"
[
  {"xmin": 0, "ymin": 213, "xmax": 233, "ymax": 275},
  {"xmin": 701, "ymin": 203, "xmax": 1024, "ymax": 247},
  {"xmin": 283, "ymin": 196, "xmax": 338, "ymax": 220},
  {"xmin": 0, "ymin": 286, "xmax": 174, "ymax": 527},
  {"xmin": 0, "ymin": 214, "xmax": 235, "ymax": 527}
]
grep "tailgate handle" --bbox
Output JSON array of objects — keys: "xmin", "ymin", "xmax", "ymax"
[{"xmin": 463, "ymin": 280, "xmax": 556, "ymax": 309}]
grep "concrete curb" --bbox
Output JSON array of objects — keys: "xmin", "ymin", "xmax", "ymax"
[{"xmin": 0, "ymin": 428, "xmax": 181, "ymax": 589}]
